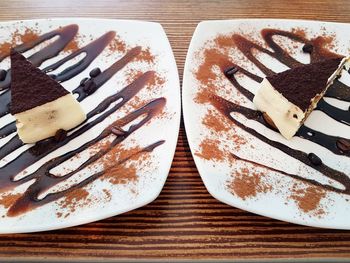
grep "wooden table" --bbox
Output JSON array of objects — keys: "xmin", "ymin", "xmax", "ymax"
[{"xmin": 1, "ymin": 0, "xmax": 350, "ymax": 261}]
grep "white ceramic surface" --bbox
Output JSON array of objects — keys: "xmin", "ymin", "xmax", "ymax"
[
  {"xmin": 183, "ymin": 19, "xmax": 350, "ymax": 229},
  {"xmin": 0, "ymin": 18, "xmax": 180, "ymax": 233}
]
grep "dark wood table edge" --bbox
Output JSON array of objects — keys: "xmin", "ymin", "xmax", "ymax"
[{"xmin": 1, "ymin": 258, "xmax": 350, "ymax": 263}]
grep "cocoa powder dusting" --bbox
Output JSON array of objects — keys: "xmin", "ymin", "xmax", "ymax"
[
  {"xmin": 127, "ymin": 95, "xmax": 144, "ymax": 111},
  {"xmin": 126, "ymin": 69, "xmax": 164, "ymax": 90},
  {"xmin": 0, "ymin": 27, "xmax": 40, "ymax": 57},
  {"xmin": 214, "ymin": 34, "xmax": 234, "ymax": 48},
  {"xmin": 0, "ymin": 193, "xmax": 22, "ymax": 209},
  {"xmin": 195, "ymin": 48, "xmax": 232, "ymax": 88},
  {"xmin": 108, "ymin": 36, "xmax": 126, "ymax": 54},
  {"xmin": 90, "ymin": 140, "xmax": 153, "ymax": 188},
  {"xmin": 195, "ymin": 138, "xmax": 225, "ymax": 161},
  {"xmin": 19, "ymin": 28, "xmax": 39, "ymax": 43},
  {"xmin": 57, "ymin": 188, "xmax": 90, "ymax": 215},
  {"xmin": 138, "ymin": 48, "xmax": 155, "ymax": 64},
  {"xmin": 105, "ymin": 164, "xmax": 138, "ymax": 185},
  {"xmin": 312, "ymin": 35, "xmax": 338, "ymax": 56},
  {"xmin": 193, "ymin": 38, "xmax": 236, "ymax": 105},
  {"xmin": 63, "ymin": 37, "xmax": 80, "ymax": 53},
  {"xmin": 228, "ymin": 167, "xmax": 271, "ymax": 200},
  {"xmin": 195, "ymin": 89, "xmax": 212, "ymax": 104},
  {"xmin": 125, "ymin": 69, "xmax": 144, "ymax": 84},
  {"xmin": 121, "ymin": 70, "xmax": 165, "ymax": 113},
  {"xmin": 290, "ymin": 184, "xmax": 326, "ymax": 216},
  {"xmin": 202, "ymin": 109, "xmax": 231, "ymax": 133},
  {"xmin": 231, "ymin": 133, "xmax": 247, "ymax": 151},
  {"xmin": 146, "ymin": 72, "xmax": 165, "ymax": 89},
  {"xmin": 291, "ymin": 27, "xmax": 307, "ymax": 38}
]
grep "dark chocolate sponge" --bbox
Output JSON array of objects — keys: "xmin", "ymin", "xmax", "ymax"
[
  {"xmin": 10, "ymin": 50, "xmax": 69, "ymax": 114},
  {"xmin": 267, "ymin": 57, "xmax": 342, "ymax": 112}
]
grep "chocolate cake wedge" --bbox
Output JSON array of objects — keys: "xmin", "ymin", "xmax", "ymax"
[
  {"xmin": 10, "ymin": 50, "xmax": 86, "ymax": 144},
  {"xmin": 253, "ymin": 57, "xmax": 349, "ymax": 139}
]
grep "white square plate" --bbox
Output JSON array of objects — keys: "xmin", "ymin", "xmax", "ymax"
[
  {"xmin": 183, "ymin": 19, "xmax": 350, "ymax": 229},
  {"xmin": 0, "ymin": 18, "xmax": 180, "ymax": 233}
]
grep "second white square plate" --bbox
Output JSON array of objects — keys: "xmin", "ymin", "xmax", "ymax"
[{"xmin": 183, "ymin": 19, "xmax": 350, "ymax": 229}]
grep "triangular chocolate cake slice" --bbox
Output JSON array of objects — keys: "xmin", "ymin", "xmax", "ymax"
[
  {"xmin": 253, "ymin": 57, "xmax": 348, "ymax": 139},
  {"xmin": 10, "ymin": 50, "xmax": 86, "ymax": 143},
  {"xmin": 10, "ymin": 50, "xmax": 69, "ymax": 114}
]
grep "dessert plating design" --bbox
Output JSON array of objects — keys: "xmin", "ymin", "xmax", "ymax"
[{"xmin": 0, "ymin": 24, "xmax": 166, "ymax": 216}]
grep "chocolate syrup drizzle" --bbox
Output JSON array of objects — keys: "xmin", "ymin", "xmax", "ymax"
[
  {"xmin": 0, "ymin": 25, "xmax": 166, "ymax": 216},
  {"xmin": 210, "ymin": 94, "xmax": 350, "ymax": 195},
  {"xmin": 209, "ymin": 28, "xmax": 350, "ymax": 195}
]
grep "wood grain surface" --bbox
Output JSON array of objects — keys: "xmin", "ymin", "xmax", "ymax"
[{"xmin": 1, "ymin": 0, "xmax": 350, "ymax": 261}]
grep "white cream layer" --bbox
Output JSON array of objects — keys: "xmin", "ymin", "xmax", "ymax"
[{"xmin": 15, "ymin": 94, "xmax": 86, "ymax": 144}]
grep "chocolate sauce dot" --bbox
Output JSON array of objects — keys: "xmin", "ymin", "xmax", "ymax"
[
  {"xmin": 224, "ymin": 66, "xmax": 239, "ymax": 77},
  {"xmin": 54, "ymin": 129, "xmax": 67, "ymax": 142},
  {"xmin": 83, "ymin": 79, "xmax": 98, "ymax": 95},
  {"xmin": 0, "ymin": 69, "xmax": 7, "ymax": 81},
  {"xmin": 308, "ymin": 153, "xmax": 322, "ymax": 166},
  {"xmin": 89, "ymin": 67, "xmax": 101, "ymax": 78},
  {"xmin": 80, "ymin": 77, "xmax": 89, "ymax": 86},
  {"xmin": 302, "ymin": 43, "xmax": 313, "ymax": 53},
  {"xmin": 293, "ymin": 114, "xmax": 298, "ymax": 119},
  {"xmin": 336, "ymin": 138, "xmax": 350, "ymax": 153}
]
